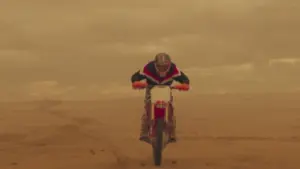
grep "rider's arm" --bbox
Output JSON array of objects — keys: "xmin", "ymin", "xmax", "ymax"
[
  {"xmin": 173, "ymin": 71, "xmax": 190, "ymax": 84},
  {"xmin": 131, "ymin": 70, "xmax": 146, "ymax": 82}
]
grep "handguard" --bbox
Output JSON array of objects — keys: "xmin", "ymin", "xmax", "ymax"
[{"xmin": 132, "ymin": 81, "xmax": 148, "ymax": 89}]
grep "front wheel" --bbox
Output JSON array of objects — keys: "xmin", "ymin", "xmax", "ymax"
[{"xmin": 152, "ymin": 118, "xmax": 165, "ymax": 166}]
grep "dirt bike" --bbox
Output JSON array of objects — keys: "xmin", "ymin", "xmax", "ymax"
[{"xmin": 133, "ymin": 82, "xmax": 189, "ymax": 166}]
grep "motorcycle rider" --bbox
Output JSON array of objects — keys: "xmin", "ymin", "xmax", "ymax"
[{"xmin": 131, "ymin": 52, "xmax": 190, "ymax": 142}]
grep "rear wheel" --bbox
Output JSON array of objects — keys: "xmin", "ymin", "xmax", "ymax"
[{"xmin": 152, "ymin": 118, "xmax": 165, "ymax": 166}]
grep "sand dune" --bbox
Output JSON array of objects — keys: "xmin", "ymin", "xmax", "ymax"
[{"xmin": 0, "ymin": 94, "xmax": 300, "ymax": 169}]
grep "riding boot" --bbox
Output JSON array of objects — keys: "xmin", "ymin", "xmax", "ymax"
[
  {"xmin": 139, "ymin": 112, "xmax": 149, "ymax": 141},
  {"xmin": 140, "ymin": 92, "xmax": 151, "ymax": 142},
  {"xmin": 169, "ymin": 115, "xmax": 177, "ymax": 142}
]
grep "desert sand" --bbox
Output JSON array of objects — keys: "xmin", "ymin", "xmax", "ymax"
[
  {"xmin": 1, "ymin": 0, "xmax": 300, "ymax": 168},
  {"xmin": 0, "ymin": 93, "xmax": 300, "ymax": 169}
]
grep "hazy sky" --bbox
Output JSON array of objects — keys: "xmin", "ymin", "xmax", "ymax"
[{"xmin": 0, "ymin": 0, "xmax": 300, "ymax": 100}]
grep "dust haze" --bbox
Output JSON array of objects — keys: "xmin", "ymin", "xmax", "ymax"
[
  {"xmin": 1, "ymin": 1, "xmax": 300, "ymax": 169},
  {"xmin": 1, "ymin": 0, "xmax": 300, "ymax": 100}
]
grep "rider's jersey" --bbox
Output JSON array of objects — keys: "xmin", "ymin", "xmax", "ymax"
[{"xmin": 131, "ymin": 61, "xmax": 190, "ymax": 85}]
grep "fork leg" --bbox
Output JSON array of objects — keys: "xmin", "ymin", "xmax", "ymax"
[{"xmin": 168, "ymin": 100, "xmax": 176, "ymax": 142}]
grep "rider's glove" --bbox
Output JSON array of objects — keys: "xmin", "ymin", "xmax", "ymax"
[
  {"xmin": 176, "ymin": 83, "xmax": 190, "ymax": 91},
  {"xmin": 132, "ymin": 81, "xmax": 148, "ymax": 89}
]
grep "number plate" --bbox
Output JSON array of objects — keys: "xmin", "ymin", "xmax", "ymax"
[{"xmin": 150, "ymin": 86, "xmax": 171, "ymax": 103}]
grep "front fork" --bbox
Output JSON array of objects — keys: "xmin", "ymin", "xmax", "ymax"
[{"xmin": 148, "ymin": 101, "xmax": 173, "ymax": 138}]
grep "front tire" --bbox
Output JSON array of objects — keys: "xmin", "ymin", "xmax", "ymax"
[{"xmin": 152, "ymin": 118, "xmax": 165, "ymax": 166}]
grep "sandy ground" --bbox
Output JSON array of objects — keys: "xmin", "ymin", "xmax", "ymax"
[
  {"xmin": 0, "ymin": 94, "xmax": 300, "ymax": 169},
  {"xmin": 1, "ymin": 0, "xmax": 300, "ymax": 168}
]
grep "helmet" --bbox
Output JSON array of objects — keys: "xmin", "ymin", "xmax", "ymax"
[{"xmin": 154, "ymin": 53, "xmax": 171, "ymax": 77}]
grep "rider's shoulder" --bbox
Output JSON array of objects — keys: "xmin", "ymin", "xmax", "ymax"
[
  {"xmin": 139, "ymin": 61, "xmax": 155, "ymax": 73},
  {"xmin": 147, "ymin": 60, "xmax": 155, "ymax": 66},
  {"xmin": 170, "ymin": 62, "xmax": 179, "ymax": 70},
  {"xmin": 170, "ymin": 62, "xmax": 177, "ymax": 67},
  {"xmin": 143, "ymin": 61, "xmax": 155, "ymax": 69},
  {"xmin": 169, "ymin": 62, "xmax": 182, "ymax": 76}
]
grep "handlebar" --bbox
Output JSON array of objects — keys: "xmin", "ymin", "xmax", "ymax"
[{"xmin": 132, "ymin": 81, "xmax": 189, "ymax": 91}]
